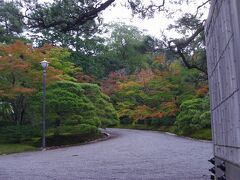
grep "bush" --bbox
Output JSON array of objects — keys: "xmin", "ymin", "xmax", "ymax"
[
  {"xmin": 63, "ymin": 115, "xmax": 83, "ymax": 126},
  {"xmin": 199, "ymin": 111, "xmax": 211, "ymax": 128},
  {"xmin": 149, "ymin": 118, "xmax": 161, "ymax": 126},
  {"xmin": 0, "ymin": 125, "xmax": 41, "ymax": 143},
  {"xmin": 34, "ymin": 124, "xmax": 101, "ymax": 147},
  {"xmin": 134, "ymin": 117, "xmax": 176, "ymax": 127},
  {"xmin": 0, "ymin": 120, "xmax": 14, "ymax": 127},
  {"xmin": 51, "ymin": 124, "xmax": 100, "ymax": 136},
  {"xmin": 174, "ymin": 97, "xmax": 211, "ymax": 135},
  {"xmin": 150, "ymin": 117, "xmax": 175, "ymax": 126},
  {"xmin": 190, "ymin": 129, "xmax": 212, "ymax": 140},
  {"xmin": 136, "ymin": 119, "xmax": 151, "ymax": 125},
  {"xmin": 119, "ymin": 116, "xmax": 133, "ymax": 125}
]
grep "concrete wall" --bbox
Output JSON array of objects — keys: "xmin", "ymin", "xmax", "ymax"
[{"xmin": 205, "ymin": 0, "xmax": 240, "ymax": 178}]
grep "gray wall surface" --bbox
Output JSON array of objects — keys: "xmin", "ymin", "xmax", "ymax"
[{"xmin": 205, "ymin": 0, "xmax": 240, "ymax": 178}]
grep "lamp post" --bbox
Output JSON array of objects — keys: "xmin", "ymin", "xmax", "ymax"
[{"xmin": 40, "ymin": 60, "xmax": 49, "ymax": 150}]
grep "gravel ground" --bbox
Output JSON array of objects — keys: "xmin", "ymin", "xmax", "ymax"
[{"xmin": 0, "ymin": 128, "xmax": 213, "ymax": 180}]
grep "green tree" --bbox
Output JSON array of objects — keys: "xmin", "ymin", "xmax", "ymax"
[
  {"xmin": 22, "ymin": 0, "xmax": 114, "ymax": 33},
  {"xmin": 30, "ymin": 81, "xmax": 118, "ymax": 128},
  {"xmin": 70, "ymin": 36, "xmax": 109, "ymax": 78},
  {"xmin": 14, "ymin": 0, "xmax": 115, "ymax": 47},
  {"xmin": 104, "ymin": 23, "xmax": 152, "ymax": 74},
  {"xmin": 71, "ymin": 23, "xmax": 153, "ymax": 78},
  {"xmin": 0, "ymin": 1, "xmax": 24, "ymax": 43}
]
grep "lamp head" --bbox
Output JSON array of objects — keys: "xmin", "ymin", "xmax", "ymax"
[{"xmin": 40, "ymin": 60, "xmax": 49, "ymax": 70}]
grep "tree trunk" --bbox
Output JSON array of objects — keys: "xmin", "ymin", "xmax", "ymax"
[{"xmin": 11, "ymin": 95, "xmax": 26, "ymax": 125}]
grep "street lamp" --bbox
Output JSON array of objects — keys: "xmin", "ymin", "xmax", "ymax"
[{"xmin": 40, "ymin": 60, "xmax": 49, "ymax": 150}]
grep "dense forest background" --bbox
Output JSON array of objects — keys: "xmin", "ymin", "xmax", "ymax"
[{"xmin": 0, "ymin": 0, "xmax": 211, "ymax": 151}]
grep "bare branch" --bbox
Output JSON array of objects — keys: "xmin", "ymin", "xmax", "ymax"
[
  {"xmin": 194, "ymin": 0, "xmax": 210, "ymax": 18},
  {"xmin": 127, "ymin": 0, "xmax": 165, "ymax": 18}
]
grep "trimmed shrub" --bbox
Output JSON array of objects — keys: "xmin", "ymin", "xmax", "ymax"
[
  {"xmin": 174, "ymin": 96, "xmax": 211, "ymax": 135},
  {"xmin": 0, "ymin": 125, "xmax": 41, "ymax": 143},
  {"xmin": 34, "ymin": 124, "xmax": 101, "ymax": 147},
  {"xmin": 30, "ymin": 81, "xmax": 119, "ymax": 128},
  {"xmin": 119, "ymin": 116, "xmax": 133, "ymax": 125},
  {"xmin": 57, "ymin": 124, "xmax": 100, "ymax": 135}
]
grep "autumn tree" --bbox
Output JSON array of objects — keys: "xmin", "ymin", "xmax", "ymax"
[
  {"xmin": 111, "ymin": 60, "xmax": 208, "ymax": 128},
  {"xmin": 0, "ymin": 41, "xmax": 62, "ymax": 125},
  {"xmin": 101, "ymin": 71, "xmax": 128, "ymax": 95},
  {"xmin": 1, "ymin": 0, "xmax": 210, "ymax": 76}
]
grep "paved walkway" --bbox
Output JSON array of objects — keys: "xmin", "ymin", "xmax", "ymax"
[{"xmin": 0, "ymin": 128, "xmax": 213, "ymax": 180}]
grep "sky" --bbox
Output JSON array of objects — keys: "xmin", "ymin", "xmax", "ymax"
[{"xmin": 100, "ymin": 0, "xmax": 210, "ymax": 38}]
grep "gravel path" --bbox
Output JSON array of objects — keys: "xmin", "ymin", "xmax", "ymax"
[{"xmin": 0, "ymin": 128, "xmax": 213, "ymax": 180}]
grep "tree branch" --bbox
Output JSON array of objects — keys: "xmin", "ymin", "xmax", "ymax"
[
  {"xmin": 127, "ymin": 0, "xmax": 165, "ymax": 18},
  {"xmin": 177, "ymin": 48, "xmax": 207, "ymax": 75},
  {"xmin": 169, "ymin": 23, "xmax": 204, "ymax": 49},
  {"xmin": 26, "ymin": 0, "xmax": 115, "ymax": 32},
  {"xmin": 167, "ymin": 23, "xmax": 207, "ymax": 75}
]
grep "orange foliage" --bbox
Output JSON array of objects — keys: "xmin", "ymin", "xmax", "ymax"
[
  {"xmin": 160, "ymin": 101, "xmax": 179, "ymax": 116},
  {"xmin": 119, "ymin": 81, "xmax": 141, "ymax": 90},
  {"xmin": 154, "ymin": 55, "xmax": 165, "ymax": 64},
  {"xmin": 11, "ymin": 61, "xmax": 30, "ymax": 69},
  {"xmin": 197, "ymin": 85, "xmax": 209, "ymax": 96},
  {"xmin": 46, "ymin": 66, "xmax": 63, "ymax": 82},
  {"xmin": 136, "ymin": 68, "xmax": 154, "ymax": 85},
  {"xmin": 0, "ymin": 41, "xmax": 63, "ymax": 98},
  {"xmin": 131, "ymin": 105, "xmax": 152, "ymax": 121},
  {"xmin": 75, "ymin": 72, "xmax": 96, "ymax": 83},
  {"xmin": 149, "ymin": 112, "xmax": 164, "ymax": 119},
  {"xmin": 101, "ymin": 71, "xmax": 128, "ymax": 95}
]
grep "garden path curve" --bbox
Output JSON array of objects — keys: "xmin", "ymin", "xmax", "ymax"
[{"xmin": 0, "ymin": 128, "xmax": 212, "ymax": 180}]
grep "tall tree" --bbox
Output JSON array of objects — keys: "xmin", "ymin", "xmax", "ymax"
[
  {"xmin": 0, "ymin": 1, "xmax": 24, "ymax": 43},
  {"xmin": 22, "ymin": 0, "xmax": 115, "ymax": 33},
  {"xmin": 13, "ymin": 0, "xmax": 116, "ymax": 47},
  {"xmin": 104, "ymin": 23, "xmax": 152, "ymax": 74}
]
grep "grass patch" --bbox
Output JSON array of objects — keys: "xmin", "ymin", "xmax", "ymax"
[
  {"xmin": 189, "ymin": 129, "xmax": 212, "ymax": 140},
  {"xmin": 117, "ymin": 124, "xmax": 159, "ymax": 131},
  {"xmin": 0, "ymin": 144, "xmax": 36, "ymax": 155},
  {"xmin": 117, "ymin": 124, "xmax": 175, "ymax": 132},
  {"xmin": 158, "ymin": 126, "xmax": 176, "ymax": 134},
  {"xmin": 0, "ymin": 124, "xmax": 105, "ymax": 154},
  {"xmin": 117, "ymin": 124, "xmax": 212, "ymax": 140}
]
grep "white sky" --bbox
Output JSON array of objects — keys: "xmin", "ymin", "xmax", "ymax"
[{"xmin": 101, "ymin": 0, "xmax": 210, "ymax": 38}]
